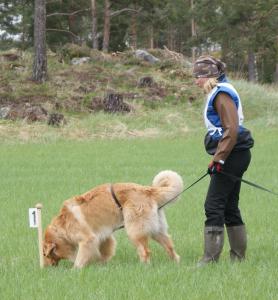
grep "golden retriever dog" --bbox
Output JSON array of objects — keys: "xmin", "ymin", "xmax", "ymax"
[{"xmin": 43, "ymin": 170, "xmax": 183, "ymax": 268}]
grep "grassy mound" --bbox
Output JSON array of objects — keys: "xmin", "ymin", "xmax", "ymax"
[{"xmin": 0, "ymin": 47, "xmax": 277, "ymax": 142}]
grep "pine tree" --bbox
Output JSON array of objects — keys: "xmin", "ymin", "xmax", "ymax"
[
  {"xmin": 193, "ymin": 0, "xmax": 278, "ymax": 83},
  {"xmin": 0, "ymin": 0, "xmax": 33, "ymax": 49},
  {"xmin": 91, "ymin": 0, "xmax": 98, "ymax": 49},
  {"xmin": 32, "ymin": 0, "xmax": 47, "ymax": 82}
]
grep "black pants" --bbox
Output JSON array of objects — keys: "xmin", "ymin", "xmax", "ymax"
[{"xmin": 205, "ymin": 150, "xmax": 251, "ymax": 227}]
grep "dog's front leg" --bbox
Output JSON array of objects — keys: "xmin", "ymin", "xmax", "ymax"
[{"xmin": 74, "ymin": 237, "xmax": 100, "ymax": 269}]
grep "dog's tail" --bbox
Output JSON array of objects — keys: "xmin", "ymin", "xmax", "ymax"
[{"xmin": 152, "ymin": 170, "xmax": 184, "ymax": 207}]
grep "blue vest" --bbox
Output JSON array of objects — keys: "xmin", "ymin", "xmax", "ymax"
[{"xmin": 204, "ymin": 79, "xmax": 244, "ymax": 141}]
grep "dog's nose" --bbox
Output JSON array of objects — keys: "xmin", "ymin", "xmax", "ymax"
[
  {"xmin": 52, "ymin": 260, "xmax": 58, "ymax": 266},
  {"xmin": 43, "ymin": 256, "xmax": 57, "ymax": 267}
]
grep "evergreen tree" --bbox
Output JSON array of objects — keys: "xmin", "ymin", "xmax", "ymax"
[
  {"xmin": 0, "ymin": 0, "xmax": 33, "ymax": 49},
  {"xmin": 32, "ymin": 0, "xmax": 47, "ymax": 82},
  {"xmin": 0, "ymin": 0, "xmax": 277, "ymax": 82},
  {"xmin": 193, "ymin": 0, "xmax": 278, "ymax": 83}
]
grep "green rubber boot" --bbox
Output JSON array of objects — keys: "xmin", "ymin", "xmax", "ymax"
[
  {"xmin": 197, "ymin": 226, "xmax": 224, "ymax": 267},
  {"xmin": 226, "ymin": 225, "xmax": 247, "ymax": 261}
]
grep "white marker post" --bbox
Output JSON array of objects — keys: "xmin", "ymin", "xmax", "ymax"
[{"xmin": 29, "ymin": 203, "xmax": 44, "ymax": 268}]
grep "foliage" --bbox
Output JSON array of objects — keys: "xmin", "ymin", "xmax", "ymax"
[
  {"xmin": 59, "ymin": 43, "xmax": 92, "ymax": 61},
  {"xmin": 193, "ymin": 0, "xmax": 278, "ymax": 83},
  {"xmin": 0, "ymin": 0, "xmax": 34, "ymax": 49},
  {"xmin": 0, "ymin": 1, "xmax": 277, "ymax": 82}
]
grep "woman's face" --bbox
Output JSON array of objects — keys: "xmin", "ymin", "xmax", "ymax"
[{"xmin": 194, "ymin": 77, "xmax": 209, "ymax": 89}]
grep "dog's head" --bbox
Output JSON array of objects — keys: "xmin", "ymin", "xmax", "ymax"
[
  {"xmin": 43, "ymin": 226, "xmax": 62, "ymax": 266},
  {"xmin": 43, "ymin": 242, "xmax": 60, "ymax": 266},
  {"xmin": 43, "ymin": 225, "xmax": 76, "ymax": 267}
]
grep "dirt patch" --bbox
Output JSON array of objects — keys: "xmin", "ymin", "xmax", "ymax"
[
  {"xmin": 1, "ymin": 103, "xmax": 48, "ymax": 122},
  {"xmin": 103, "ymin": 93, "xmax": 132, "ymax": 113},
  {"xmin": 138, "ymin": 76, "xmax": 157, "ymax": 88},
  {"xmin": 47, "ymin": 113, "xmax": 66, "ymax": 127},
  {"xmin": 89, "ymin": 93, "xmax": 133, "ymax": 113},
  {"xmin": 146, "ymin": 86, "xmax": 168, "ymax": 99}
]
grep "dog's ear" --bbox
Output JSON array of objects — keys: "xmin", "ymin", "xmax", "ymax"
[{"xmin": 43, "ymin": 242, "xmax": 56, "ymax": 257}]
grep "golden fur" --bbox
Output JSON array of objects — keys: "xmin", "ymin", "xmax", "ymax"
[{"xmin": 43, "ymin": 170, "xmax": 184, "ymax": 268}]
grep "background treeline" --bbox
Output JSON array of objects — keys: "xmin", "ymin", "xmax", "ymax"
[{"xmin": 0, "ymin": 0, "xmax": 278, "ymax": 83}]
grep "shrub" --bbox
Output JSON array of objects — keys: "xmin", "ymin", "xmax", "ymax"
[{"xmin": 59, "ymin": 43, "xmax": 91, "ymax": 62}]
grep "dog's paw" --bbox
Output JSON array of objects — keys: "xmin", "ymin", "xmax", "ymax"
[
  {"xmin": 140, "ymin": 256, "xmax": 151, "ymax": 264},
  {"xmin": 174, "ymin": 254, "xmax": 180, "ymax": 263}
]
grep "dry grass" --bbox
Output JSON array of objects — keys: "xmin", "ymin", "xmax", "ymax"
[
  {"xmin": 0, "ymin": 107, "xmax": 199, "ymax": 143},
  {"xmin": 1, "ymin": 49, "xmax": 278, "ymax": 145}
]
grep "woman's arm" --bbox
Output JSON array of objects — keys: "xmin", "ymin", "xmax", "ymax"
[{"xmin": 213, "ymin": 92, "xmax": 238, "ymax": 163}]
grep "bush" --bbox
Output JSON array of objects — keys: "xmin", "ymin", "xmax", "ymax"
[{"xmin": 59, "ymin": 43, "xmax": 91, "ymax": 62}]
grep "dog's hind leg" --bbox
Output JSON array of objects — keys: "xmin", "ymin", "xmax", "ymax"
[
  {"xmin": 152, "ymin": 232, "xmax": 180, "ymax": 263},
  {"xmin": 124, "ymin": 203, "xmax": 156, "ymax": 263},
  {"xmin": 74, "ymin": 236, "xmax": 101, "ymax": 269},
  {"xmin": 129, "ymin": 235, "xmax": 151, "ymax": 263},
  {"xmin": 99, "ymin": 235, "xmax": 116, "ymax": 263},
  {"xmin": 152, "ymin": 210, "xmax": 180, "ymax": 263}
]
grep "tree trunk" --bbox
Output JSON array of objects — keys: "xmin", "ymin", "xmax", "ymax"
[
  {"xmin": 191, "ymin": 0, "xmax": 197, "ymax": 61},
  {"xmin": 167, "ymin": 26, "xmax": 172, "ymax": 50},
  {"xmin": 149, "ymin": 24, "xmax": 154, "ymax": 49},
  {"xmin": 32, "ymin": 0, "xmax": 47, "ymax": 82},
  {"xmin": 103, "ymin": 0, "xmax": 111, "ymax": 52},
  {"xmin": 91, "ymin": 0, "xmax": 98, "ymax": 49},
  {"xmin": 274, "ymin": 63, "xmax": 278, "ymax": 83},
  {"xmin": 130, "ymin": 10, "xmax": 137, "ymax": 49},
  {"xmin": 68, "ymin": 14, "xmax": 79, "ymax": 44},
  {"xmin": 221, "ymin": 41, "xmax": 228, "ymax": 65},
  {"xmin": 248, "ymin": 51, "xmax": 257, "ymax": 82},
  {"xmin": 167, "ymin": 26, "xmax": 176, "ymax": 51}
]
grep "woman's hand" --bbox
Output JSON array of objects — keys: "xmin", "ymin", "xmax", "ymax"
[{"xmin": 208, "ymin": 161, "xmax": 223, "ymax": 175}]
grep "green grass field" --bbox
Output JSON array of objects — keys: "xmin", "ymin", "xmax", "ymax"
[{"xmin": 1, "ymin": 127, "xmax": 277, "ymax": 300}]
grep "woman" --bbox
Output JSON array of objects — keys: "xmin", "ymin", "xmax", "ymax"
[{"xmin": 193, "ymin": 56, "xmax": 254, "ymax": 266}]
